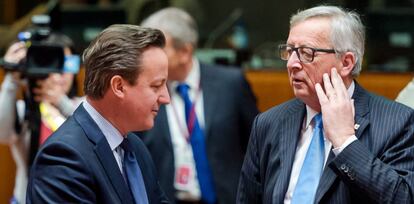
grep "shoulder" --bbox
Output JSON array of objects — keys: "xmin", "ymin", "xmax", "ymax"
[
  {"xmin": 249, "ymin": 99, "xmax": 303, "ymax": 143},
  {"xmin": 256, "ymin": 98, "xmax": 303, "ymax": 125},
  {"xmin": 368, "ymin": 93, "xmax": 414, "ymax": 121},
  {"xmin": 31, "ymin": 116, "xmax": 93, "ymax": 171},
  {"xmin": 46, "ymin": 116, "xmax": 89, "ymax": 147},
  {"xmin": 28, "ymin": 119, "xmax": 97, "ymax": 203},
  {"xmin": 37, "ymin": 116, "xmax": 95, "ymax": 166}
]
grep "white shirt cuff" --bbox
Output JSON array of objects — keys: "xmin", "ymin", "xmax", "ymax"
[{"xmin": 332, "ymin": 135, "xmax": 357, "ymax": 156}]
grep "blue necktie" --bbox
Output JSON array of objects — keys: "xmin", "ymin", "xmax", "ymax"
[
  {"xmin": 291, "ymin": 113, "xmax": 325, "ymax": 204},
  {"xmin": 120, "ymin": 139, "xmax": 149, "ymax": 204},
  {"xmin": 176, "ymin": 83, "xmax": 217, "ymax": 204}
]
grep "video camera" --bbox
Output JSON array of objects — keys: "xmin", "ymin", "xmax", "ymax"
[{"xmin": 1, "ymin": 15, "xmax": 79, "ymax": 78}]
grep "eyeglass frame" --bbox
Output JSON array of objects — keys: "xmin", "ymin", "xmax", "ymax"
[{"xmin": 278, "ymin": 44, "xmax": 336, "ymax": 63}]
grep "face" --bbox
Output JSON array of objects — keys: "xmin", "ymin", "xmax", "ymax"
[
  {"xmin": 40, "ymin": 47, "xmax": 74, "ymax": 98},
  {"xmin": 122, "ymin": 47, "xmax": 170, "ymax": 131},
  {"xmin": 48, "ymin": 47, "xmax": 74, "ymax": 94},
  {"xmin": 286, "ymin": 17, "xmax": 342, "ymax": 107},
  {"xmin": 163, "ymin": 34, "xmax": 192, "ymax": 81}
]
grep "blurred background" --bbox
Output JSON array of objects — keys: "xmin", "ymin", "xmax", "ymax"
[
  {"xmin": 0, "ymin": 0, "xmax": 413, "ymax": 202},
  {"xmin": 1, "ymin": 0, "xmax": 414, "ymax": 71}
]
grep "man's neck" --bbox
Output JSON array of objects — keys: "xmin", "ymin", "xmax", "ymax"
[{"xmin": 86, "ymin": 97, "xmax": 126, "ymax": 136}]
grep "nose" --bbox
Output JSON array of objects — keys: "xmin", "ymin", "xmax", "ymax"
[
  {"xmin": 286, "ymin": 50, "xmax": 302, "ymax": 70},
  {"xmin": 159, "ymin": 85, "xmax": 171, "ymax": 105}
]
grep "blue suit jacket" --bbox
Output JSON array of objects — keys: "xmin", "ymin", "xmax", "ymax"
[
  {"xmin": 237, "ymin": 82, "xmax": 414, "ymax": 204},
  {"xmin": 139, "ymin": 63, "xmax": 259, "ymax": 204},
  {"xmin": 26, "ymin": 104, "xmax": 169, "ymax": 204}
]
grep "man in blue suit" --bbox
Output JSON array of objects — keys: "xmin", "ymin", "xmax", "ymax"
[
  {"xmin": 237, "ymin": 6, "xmax": 414, "ymax": 204},
  {"xmin": 26, "ymin": 24, "xmax": 171, "ymax": 203},
  {"xmin": 139, "ymin": 7, "xmax": 259, "ymax": 204}
]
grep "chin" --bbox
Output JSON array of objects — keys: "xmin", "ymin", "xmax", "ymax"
[
  {"xmin": 294, "ymin": 89, "xmax": 312, "ymax": 100},
  {"xmin": 142, "ymin": 121, "xmax": 154, "ymax": 131}
]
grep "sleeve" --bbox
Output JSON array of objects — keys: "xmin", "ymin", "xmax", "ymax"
[
  {"xmin": 329, "ymin": 111, "xmax": 414, "ymax": 203},
  {"xmin": 0, "ymin": 73, "xmax": 19, "ymax": 143},
  {"xmin": 26, "ymin": 141, "xmax": 97, "ymax": 204},
  {"xmin": 237, "ymin": 116, "xmax": 263, "ymax": 204}
]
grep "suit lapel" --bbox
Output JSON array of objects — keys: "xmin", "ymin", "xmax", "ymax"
[
  {"xmin": 351, "ymin": 82, "xmax": 370, "ymax": 139},
  {"xmin": 200, "ymin": 64, "xmax": 219, "ymax": 138},
  {"xmin": 73, "ymin": 105, "xmax": 134, "ymax": 204},
  {"xmin": 315, "ymin": 81, "xmax": 370, "ymax": 203},
  {"xmin": 272, "ymin": 100, "xmax": 306, "ymax": 203}
]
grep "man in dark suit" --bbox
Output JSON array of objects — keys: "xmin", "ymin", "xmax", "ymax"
[
  {"xmin": 26, "ymin": 24, "xmax": 171, "ymax": 203},
  {"xmin": 139, "ymin": 7, "xmax": 259, "ymax": 204},
  {"xmin": 237, "ymin": 5, "xmax": 414, "ymax": 204}
]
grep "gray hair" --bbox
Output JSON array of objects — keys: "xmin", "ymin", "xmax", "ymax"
[
  {"xmin": 82, "ymin": 24, "xmax": 165, "ymax": 99},
  {"xmin": 141, "ymin": 7, "xmax": 198, "ymax": 48},
  {"xmin": 290, "ymin": 6, "xmax": 365, "ymax": 76}
]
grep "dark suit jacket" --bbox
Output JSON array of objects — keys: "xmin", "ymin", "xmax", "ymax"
[
  {"xmin": 237, "ymin": 82, "xmax": 414, "ymax": 204},
  {"xmin": 139, "ymin": 63, "xmax": 259, "ymax": 204},
  {"xmin": 26, "ymin": 104, "xmax": 169, "ymax": 204}
]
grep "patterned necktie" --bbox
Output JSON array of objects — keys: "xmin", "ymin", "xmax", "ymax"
[
  {"xmin": 120, "ymin": 138, "xmax": 149, "ymax": 204},
  {"xmin": 291, "ymin": 113, "xmax": 325, "ymax": 204},
  {"xmin": 176, "ymin": 83, "xmax": 217, "ymax": 204}
]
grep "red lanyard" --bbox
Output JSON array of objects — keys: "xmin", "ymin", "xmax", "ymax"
[{"xmin": 170, "ymin": 82, "xmax": 202, "ymax": 143}]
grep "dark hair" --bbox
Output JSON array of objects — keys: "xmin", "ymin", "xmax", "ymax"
[{"xmin": 82, "ymin": 24, "xmax": 165, "ymax": 99}]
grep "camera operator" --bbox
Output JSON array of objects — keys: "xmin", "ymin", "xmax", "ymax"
[{"xmin": 0, "ymin": 33, "xmax": 83, "ymax": 204}]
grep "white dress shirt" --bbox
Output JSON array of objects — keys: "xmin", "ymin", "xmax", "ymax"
[
  {"xmin": 284, "ymin": 81, "xmax": 357, "ymax": 204},
  {"xmin": 166, "ymin": 58, "xmax": 205, "ymax": 201}
]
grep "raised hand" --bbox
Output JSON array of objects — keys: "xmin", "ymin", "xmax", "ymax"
[
  {"xmin": 315, "ymin": 68, "xmax": 355, "ymax": 148},
  {"xmin": 4, "ymin": 42, "xmax": 27, "ymax": 64},
  {"xmin": 32, "ymin": 74, "xmax": 67, "ymax": 106}
]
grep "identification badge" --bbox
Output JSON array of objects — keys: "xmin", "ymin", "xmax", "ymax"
[
  {"xmin": 176, "ymin": 165, "xmax": 191, "ymax": 186},
  {"xmin": 174, "ymin": 145, "xmax": 196, "ymax": 191}
]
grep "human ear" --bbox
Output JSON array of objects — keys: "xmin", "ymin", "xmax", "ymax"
[
  {"xmin": 110, "ymin": 75, "xmax": 125, "ymax": 98},
  {"xmin": 340, "ymin": 52, "xmax": 356, "ymax": 77}
]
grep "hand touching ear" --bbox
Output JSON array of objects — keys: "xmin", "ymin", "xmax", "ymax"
[{"xmin": 315, "ymin": 68, "xmax": 355, "ymax": 148}]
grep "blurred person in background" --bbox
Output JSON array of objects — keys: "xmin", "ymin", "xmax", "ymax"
[
  {"xmin": 0, "ymin": 33, "xmax": 82, "ymax": 204},
  {"xmin": 140, "ymin": 7, "xmax": 259, "ymax": 204}
]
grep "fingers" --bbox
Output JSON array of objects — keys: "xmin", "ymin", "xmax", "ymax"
[
  {"xmin": 322, "ymin": 68, "xmax": 351, "ymax": 101},
  {"xmin": 7, "ymin": 42, "xmax": 26, "ymax": 53},
  {"xmin": 315, "ymin": 83, "xmax": 329, "ymax": 105},
  {"xmin": 4, "ymin": 42, "xmax": 27, "ymax": 64},
  {"xmin": 323, "ymin": 72, "xmax": 335, "ymax": 100},
  {"xmin": 330, "ymin": 68, "xmax": 349, "ymax": 99}
]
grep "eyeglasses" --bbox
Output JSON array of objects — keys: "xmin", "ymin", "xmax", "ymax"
[{"xmin": 278, "ymin": 44, "xmax": 336, "ymax": 63}]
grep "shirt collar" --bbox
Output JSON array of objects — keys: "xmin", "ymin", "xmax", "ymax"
[
  {"xmin": 305, "ymin": 81, "xmax": 355, "ymax": 128},
  {"xmin": 82, "ymin": 100, "xmax": 124, "ymax": 151}
]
